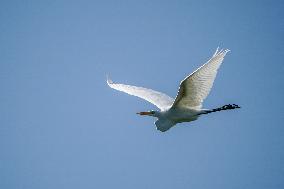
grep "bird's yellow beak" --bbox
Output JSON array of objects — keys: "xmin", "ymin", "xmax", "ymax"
[{"xmin": 136, "ymin": 111, "xmax": 152, "ymax": 115}]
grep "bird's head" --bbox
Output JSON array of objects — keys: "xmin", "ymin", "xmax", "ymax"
[{"xmin": 136, "ymin": 110, "xmax": 158, "ymax": 117}]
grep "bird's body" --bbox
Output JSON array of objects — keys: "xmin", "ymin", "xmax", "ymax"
[
  {"xmin": 154, "ymin": 108, "xmax": 200, "ymax": 132},
  {"xmin": 162, "ymin": 107, "xmax": 200, "ymax": 123},
  {"xmin": 107, "ymin": 48, "xmax": 240, "ymax": 132}
]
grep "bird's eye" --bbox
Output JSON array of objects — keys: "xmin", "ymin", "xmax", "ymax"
[{"xmin": 151, "ymin": 111, "xmax": 155, "ymax": 114}]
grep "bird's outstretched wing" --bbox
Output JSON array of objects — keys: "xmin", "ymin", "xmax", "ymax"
[
  {"xmin": 172, "ymin": 48, "xmax": 230, "ymax": 110},
  {"xmin": 107, "ymin": 78, "xmax": 174, "ymax": 111}
]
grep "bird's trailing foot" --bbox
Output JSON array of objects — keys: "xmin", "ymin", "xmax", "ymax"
[
  {"xmin": 200, "ymin": 104, "xmax": 241, "ymax": 115},
  {"xmin": 221, "ymin": 104, "xmax": 240, "ymax": 110}
]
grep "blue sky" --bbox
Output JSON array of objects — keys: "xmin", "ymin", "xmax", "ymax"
[{"xmin": 1, "ymin": 0, "xmax": 284, "ymax": 188}]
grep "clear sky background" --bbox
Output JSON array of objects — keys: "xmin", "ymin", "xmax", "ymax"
[{"xmin": 1, "ymin": 0, "xmax": 284, "ymax": 188}]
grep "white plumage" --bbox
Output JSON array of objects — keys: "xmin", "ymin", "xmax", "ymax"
[
  {"xmin": 172, "ymin": 48, "xmax": 229, "ymax": 109},
  {"xmin": 107, "ymin": 78, "xmax": 174, "ymax": 111},
  {"xmin": 107, "ymin": 48, "xmax": 240, "ymax": 132}
]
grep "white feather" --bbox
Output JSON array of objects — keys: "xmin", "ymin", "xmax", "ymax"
[
  {"xmin": 107, "ymin": 78, "xmax": 174, "ymax": 111},
  {"xmin": 172, "ymin": 48, "xmax": 230, "ymax": 109}
]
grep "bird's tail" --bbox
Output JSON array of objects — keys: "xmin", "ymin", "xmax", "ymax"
[{"xmin": 200, "ymin": 104, "xmax": 240, "ymax": 115}]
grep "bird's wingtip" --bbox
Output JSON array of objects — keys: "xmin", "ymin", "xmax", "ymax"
[
  {"xmin": 213, "ymin": 47, "xmax": 230, "ymax": 57},
  {"xmin": 213, "ymin": 47, "xmax": 219, "ymax": 56},
  {"xmin": 106, "ymin": 74, "xmax": 113, "ymax": 85}
]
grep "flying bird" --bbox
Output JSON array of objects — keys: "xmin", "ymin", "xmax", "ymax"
[{"xmin": 107, "ymin": 48, "xmax": 240, "ymax": 132}]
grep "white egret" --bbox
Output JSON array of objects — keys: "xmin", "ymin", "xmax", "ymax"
[{"xmin": 107, "ymin": 48, "xmax": 240, "ymax": 132}]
